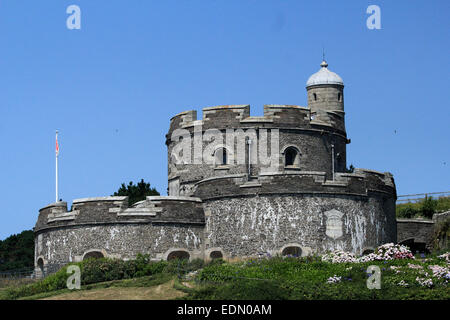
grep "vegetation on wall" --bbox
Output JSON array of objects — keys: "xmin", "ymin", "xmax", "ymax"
[
  {"xmin": 113, "ymin": 179, "xmax": 160, "ymax": 206},
  {"xmin": 431, "ymin": 218, "xmax": 450, "ymax": 251}
]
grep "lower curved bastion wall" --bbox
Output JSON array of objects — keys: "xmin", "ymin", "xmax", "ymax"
[
  {"xmin": 35, "ymin": 223, "xmax": 204, "ymax": 275},
  {"xmin": 34, "ymin": 196, "xmax": 205, "ymax": 277},
  {"xmin": 203, "ymin": 193, "xmax": 396, "ymax": 258},
  {"xmin": 34, "ymin": 169, "xmax": 397, "ymax": 277}
]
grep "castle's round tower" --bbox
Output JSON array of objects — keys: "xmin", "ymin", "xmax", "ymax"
[
  {"xmin": 306, "ymin": 60, "xmax": 346, "ymax": 133},
  {"xmin": 307, "ymin": 60, "xmax": 344, "ymax": 111},
  {"xmin": 161, "ymin": 60, "xmax": 397, "ymax": 260}
]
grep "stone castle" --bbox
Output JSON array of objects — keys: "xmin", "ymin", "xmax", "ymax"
[{"xmin": 34, "ymin": 60, "xmax": 397, "ymax": 277}]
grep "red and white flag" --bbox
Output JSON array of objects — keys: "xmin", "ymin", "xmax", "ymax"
[{"xmin": 56, "ymin": 133, "xmax": 59, "ymax": 156}]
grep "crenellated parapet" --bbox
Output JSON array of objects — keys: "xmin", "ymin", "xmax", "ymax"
[
  {"xmin": 167, "ymin": 104, "xmax": 346, "ymax": 140},
  {"xmin": 166, "ymin": 104, "xmax": 351, "ymax": 197},
  {"xmin": 193, "ymin": 169, "xmax": 396, "ymax": 201},
  {"xmin": 35, "ymin": 196, "xmax": 205, "ymax": 233}
]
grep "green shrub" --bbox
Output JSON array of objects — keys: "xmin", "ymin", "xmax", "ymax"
[
  {"xmin": 396, "ymin": 196, "xmax": 450, "ymax": 219},
  {"xmin": 421, "ymin": 197, "xmax": 438, "ymax": 218},
  {"xmin": 436, "ymin": 196, "xmax": 450, "ymax": 213},
  {"xmin": 163, "ymin": 258, "xmax": 205, "ymax": 276},
  {"xmin": 397, "ymin": 205, "xmax": 420, "ymax": 219},
  {"xmin": 135, "ymin": 260, "xmax": 168, "ymax": 277}
]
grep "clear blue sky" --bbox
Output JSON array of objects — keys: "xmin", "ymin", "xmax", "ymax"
[{"xmin": 0, "ymin": 0, "xmax": 448, "ymax": 240}]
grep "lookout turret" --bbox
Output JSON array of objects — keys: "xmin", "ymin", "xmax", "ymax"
[{"xmin": 306, "ymin": 60, "xmax": 345, "ymax": 132}]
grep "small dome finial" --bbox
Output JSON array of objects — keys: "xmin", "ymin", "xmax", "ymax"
[{"xmin": 321, "ymin": 48, "xmax": 328, "ymax": 68}]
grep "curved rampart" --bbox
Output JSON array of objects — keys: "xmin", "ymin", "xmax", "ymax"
[
  {"xmin": 194, "ymin": 168, "xmax": 396, "ymax": 200},
  {"xmin": 197, "ymin": 168, "xmax": 397, "ymax": 257},
  {"xmin": 34, "ymin": 196, "xmax": 205, "ymax": 276}
]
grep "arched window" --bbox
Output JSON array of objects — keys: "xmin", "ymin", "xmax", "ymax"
[
  {"xmin": 338, "ymin": 92, "xmax": 341, "ymax": 102},
  {"xmin": 284, "ymin": 147, "xmax": 300, "ymax": 167},
  {"xmin": 167, "ymin": 250, "xmax": 190, "ymax": 261},
  {"xmin": 362, "ymin": 248, "xmax": 374, "ymax": 255},
  {"xmin": 83, "ymin": 251, "xmax": 104, "ymax": 260},
  {"xmin": 37, "ymin": 258, "xmax": 44, "ymax": 276},
  {"xmin": 281, "ymin": 246, "xmax": 302, "ymax": 257},
  {"xmin": 313, "ymin": 93, "xmax": 317, "ymax": 101},
  {"xmin": 214, "ymin": 148, "xmax": 227, "ymax": 166},
  {"xmin": 210, "ymin": 250, "xmax": 223, "ymax": 260}
]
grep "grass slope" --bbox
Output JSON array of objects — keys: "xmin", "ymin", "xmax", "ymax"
[{"xmin": 2, "ymin": 253, "xmax": 449, "ymax": 300}]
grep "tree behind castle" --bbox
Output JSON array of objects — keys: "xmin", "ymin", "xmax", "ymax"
[{"xmin": 113, "ymin": 179, "xmax": 160, "ymax": 206}]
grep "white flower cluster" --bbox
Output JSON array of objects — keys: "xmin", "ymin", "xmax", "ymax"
[
  {"xmin": 322, "ymin": 251, "xmax": 358, "ymax": 263},
  {"xmin": 322, "ymin": 243, "xmax": 415, "ymax": 263},
  {"xmin": 416, "ymin": 277, "xmax": 433, "ymax": 287},
  {"xmin": 397, "ymin": 280, "xmax": 409, "ymax": 287},
  {"xmin": 407, "ymin": 263, "xmax": 423, "ymax": 270},
  {"xmin": 389, "ymin": 265, "xmax": 402, "ymax": 274},
  {"xmin": 428, "ymin": 264, "xmax": 450, "ymax": 281},
  {"xmin": 367, "ymin": 243, "xmax": 415, "ymax": 261},
  {"xmin": 327, "ymin": 275, "xmax": 342, "ymax": 283},
  {"xmin": 437, "ymin": 252, "xmax": 450, "ymax": 263}
]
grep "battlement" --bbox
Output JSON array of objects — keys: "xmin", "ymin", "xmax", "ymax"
[
  {"xmin": 193, "ymin": 168, "xmax": 396, "ymax": 200},
  {"xmin": 168, "ymin": 104, "xmax": 346, "ymax": 135},
  {"xmin": 35, "ymin": 196, "xmax": 204, "ymax": 232}
]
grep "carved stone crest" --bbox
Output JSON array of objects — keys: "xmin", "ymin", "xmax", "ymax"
[{"xmin": 324, "ymin": 209, "xmax": 344, "ymax": 240}]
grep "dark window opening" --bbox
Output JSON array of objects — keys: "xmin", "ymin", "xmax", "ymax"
[
  {"xmin": 83, "ymin": 251, "xmax": 104, "ymax": 260},
  {"xmin": 282, "ymin": 246, "xmax": 302, "ymax": 257},
  {"xmin": 210, "ymin": 251, "xmax": 223, "ymax": 259},
  {"xmin": 215, "ymin": 148, "xmax": 227, "ymax": 165},
  {"xmin": 399, "ymin": 239, "xmax": 429, "ymax": 254},
  {"xmin": 37, "ymin": 258, "xmax": 44, "ymax": 273},
  {"xmin": 362, "ymin": 249, "xmax": 374, "ymax": 255},
  {"xmin": 167, "ymin": 250, "xmax": 190, "ymax": 261},
  {"xmin": 285, "ymin": 148, "xmax": 299, "ymax": 167},
  {"xmin": 313, "ymin": 93, "xmax": 317, "ymax": 101}
]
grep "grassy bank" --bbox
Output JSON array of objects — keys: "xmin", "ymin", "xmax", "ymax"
[
  {"xmin": 2, "ymin": 249, "xmax": 449, "ymax": 300},
  {"xmin": 183, "ymin": 255, "xmax": 449, "ymax": 300}
]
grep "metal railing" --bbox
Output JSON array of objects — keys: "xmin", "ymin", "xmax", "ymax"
[
  {"xmin": 396, "ymin": 191, "xmax": 450, "ymax": 203},
  {"xmin": 0, "ymin": 268, "xmax": 34, "ymax": 279}
]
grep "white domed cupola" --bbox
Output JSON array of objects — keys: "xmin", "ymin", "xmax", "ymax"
[
  {"xmin": 306, "ymin": 59, "xmax": 346, "ymax": 132},
  {"xmin": 306, "ymin": 60, "xmax": 344, "ymax": 87}
]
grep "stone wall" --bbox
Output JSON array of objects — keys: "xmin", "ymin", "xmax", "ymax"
[
  {"xmin": 35, "ymin": 223, "xmax": 204, "ymax": 274},
  {"xmin": 166, "ymin": 105, "xmax": 349, "ymax": 196},
  {"xmin": 34, "ymin": 196, "xmax": 205, "ymax": 277},
  {"xmin": 196, "ymin": 168, "xmax": 396, "ymax": 257},
  {"xmin": 396, "ymin": 211, "xmax": 450, "ymax": 252},
  {"xmin": 203, "ymin": 192, "xmax": 395, "ymax": 258},
  {"xmin": 396, "ymin": 219, "xmax": 434, "ymax": 252}
]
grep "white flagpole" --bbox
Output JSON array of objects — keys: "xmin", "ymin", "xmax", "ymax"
[
  {"xmin": 56, "ymin": 130, "xmax": 59, "ymax": 203},
  {"xmin": 331, "ymin": 143, "xmax": 335, "ymax": 181}
]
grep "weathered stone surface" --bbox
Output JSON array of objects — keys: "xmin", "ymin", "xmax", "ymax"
[
  {"xmin": 203, "ymin": 194, "xmax": 396, "ymax": 257},
  {"xmin": 396, "ymin": 211, "xmax": 450, "ymax": 252},
  {"xmin": 36, "ymin": 223, "xmax": 203, "ymax": 273}
]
